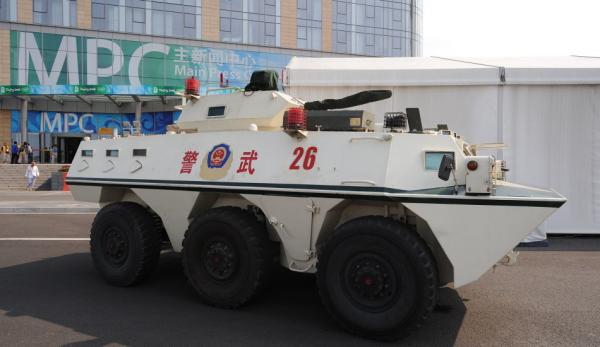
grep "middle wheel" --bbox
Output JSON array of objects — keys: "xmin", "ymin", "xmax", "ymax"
[{"xmin": 182, "ymin": 206, "xmax": 277, "ymax": 308}]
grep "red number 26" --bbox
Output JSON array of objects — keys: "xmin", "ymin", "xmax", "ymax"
[{"xmin": 289, "ymin": 146, "xmax": 318, "ymax": 170}]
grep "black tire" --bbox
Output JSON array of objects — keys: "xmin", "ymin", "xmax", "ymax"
[
  {"xmin": 90, "ymin": 202, "xmax": 162, "ymax": 286},
  {"xmin": 316, "ymin": 216, "xmax": 438, "ymax": 341},
  {"xmin": 182, "ymin": 207, "xmax": 278, "ymax": 308}
]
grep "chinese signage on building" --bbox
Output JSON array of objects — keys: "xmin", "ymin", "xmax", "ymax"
[{"xmin": 10, "ymin": 31, "xmax": 292, "ymax": 91}]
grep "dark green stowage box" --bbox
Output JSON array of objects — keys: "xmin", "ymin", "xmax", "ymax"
[{"xmin": 244, "ymin": 70, "xmax": 279, "ymax": 91}]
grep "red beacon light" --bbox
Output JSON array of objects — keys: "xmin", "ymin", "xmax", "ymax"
[
  {"xmin": 284, "ymin": 107, "xmax": 307, "ymax": 131},
  {"xmin": 185, "ymin": 76, "xmax": 200, "ymax": 96},
  {"xmin": 467, "ymin": 160, "xmax": 478, "ymax": 171}
]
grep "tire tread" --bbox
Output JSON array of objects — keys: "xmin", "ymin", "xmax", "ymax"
[
  {"xmin": 90, "ymin": 202, "xmax": 162, "ymax": 286},
  {"xmin": 316, "ymin": 216, "xmax": 438, "ymax": 341},
  {"xmin": 181, "ymin": 206, "xmax": 277, "ymax": 309}
]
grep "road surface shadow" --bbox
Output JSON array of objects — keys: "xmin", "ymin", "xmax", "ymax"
[
  {"xmin": 0, "ymin": 252, "xmax": 465, "ymax": 346},
  {"xmin": 517, "ymin": 236, "xmax": 600, "ymax": 252}
]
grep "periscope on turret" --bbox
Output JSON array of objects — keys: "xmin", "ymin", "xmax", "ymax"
[{"xmin": 66, "ymin": 70, "xmax": 566, "ymax": 341}]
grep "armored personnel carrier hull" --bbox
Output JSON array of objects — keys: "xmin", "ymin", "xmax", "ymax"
[{"xmin": 66, "ymin": 86, "xmax": 565, "ymax": 341}]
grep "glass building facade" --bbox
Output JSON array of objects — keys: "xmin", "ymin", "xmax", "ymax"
[
  {"xmin": 297, "ymin": 0, "xmax": 321, "ymax": 50},
  {"xmin": 220, "ymin": 0, "xmax": 280, "ymax": 46},
  {"xmin": 0, "ymin": 0, "xmax": 16, "ymax": 21},
  {"xmin": 86, "ymin": 0, "xmax": 420, "ymax": 56},
  {"xmin": 91, "ymin": 0, "xmax": 202, "ymax": 39},
  {"xmin": 33, "ymin": 0, "xmax": 77, "ymax": 27},
  {"xmin": 332, "ymin": 0, "xmax": 422, "ymax": 56}
]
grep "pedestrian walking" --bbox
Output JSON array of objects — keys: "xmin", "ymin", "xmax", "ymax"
[
  {"xmin": 0, "ymin": 143, "xmax": 8, "ymax": 163},
  {"xmin": 26, "ymin": 142, "xmax": 33, "ymax": 163},
  {"xmin": 18, "ymin": 142, "xmax": 27, "ymax": 164},
  {"xmin": 11, "ymin": 141, "xmax": 18, "ymax": 164},
  {"xmin": 25, "ymin": 161, "xmax": 40, "ymax": 191},
  {"xmin": 51, "ymin": 145, "xmax": 57, "ymax": 164}
]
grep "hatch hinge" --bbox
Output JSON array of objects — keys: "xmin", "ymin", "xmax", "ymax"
[{"xmin": 305, "ymin": 203, "xmax": 320, "ymax": 214}]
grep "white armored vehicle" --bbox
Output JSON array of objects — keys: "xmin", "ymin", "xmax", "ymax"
[{"xmin": 67, "ymin": 71, "xmax": 566, "ymax": 340}]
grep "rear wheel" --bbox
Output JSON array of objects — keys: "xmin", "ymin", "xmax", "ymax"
[
  {"xmin": 317, "ymin": 216, "xmax": 438, "ymax": 341},
  {"xmin": 182, "ymin": 207, "xmax": 278, "ymax": 308},
  {"xmin": 90, "ymin": 202, "xmax": 162, "ymax": 286}
]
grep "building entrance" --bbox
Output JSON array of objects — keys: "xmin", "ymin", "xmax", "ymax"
[{"xmin": 54, "ymin": 134, "xmax": 84, "ymax": 164}]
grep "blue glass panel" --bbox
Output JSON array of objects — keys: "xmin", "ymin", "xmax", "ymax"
[{"xmin": 425, "ymin": 152, "xmax": 454, "ymax": 171}]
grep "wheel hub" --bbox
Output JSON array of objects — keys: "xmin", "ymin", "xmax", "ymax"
[
  {"xmin": 102, "ymin": 227, "xmax": 128, "ymax": 266},
  {"xmin": 345, "ymin": 253, "xmax": 397, "ymax": 310},
  {"xmin": 202, "ymin": 238, "xmax": 237, "ymax": 280}
]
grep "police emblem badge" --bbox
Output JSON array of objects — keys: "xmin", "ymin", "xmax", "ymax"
[{"xmin": 200, "ymin": 143, "xmax": 233, "ymax": 180}]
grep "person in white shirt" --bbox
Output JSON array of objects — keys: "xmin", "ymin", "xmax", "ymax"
[
  {"xmin": 26, "ymin": 142, "xmax": 33, "ymax": 164},
  {"xmin": 25, "ymin": 161, "xmax": 40, "ymax": 191},
  {"xmin": 51, "ymin": 145, "xmax": 57, "ymax": 164}
]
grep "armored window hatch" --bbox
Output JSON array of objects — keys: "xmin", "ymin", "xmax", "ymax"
[
  {"xmin": 208, "ymin": 106, "xmax": 226, "ymax": 118},
  {"xmin": 81, "ymin": 149, "xmax": 93, "ymax": 157},
  {"xmin": 106, "ymin": 149, "xmax": 119, "ymax": 157},
  {"xmin": 133, "ymin": 149, "xmax": 147, "ymax": 157}
]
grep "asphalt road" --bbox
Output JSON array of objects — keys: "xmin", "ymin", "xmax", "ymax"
[{"xmin": 1, "ymin": 214, "xmax": 599, "ymax": 347}]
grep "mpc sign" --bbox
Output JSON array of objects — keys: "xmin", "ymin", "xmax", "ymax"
[
  {"xmin": 11, "ymin": 111, "xmax": 180, "ymax": 135},
  {"xmin": 10, "ymin": 31, "xmax": 292, "ymax": 90}
]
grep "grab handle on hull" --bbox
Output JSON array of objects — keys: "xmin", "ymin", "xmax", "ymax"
[
  {"xmin": 102, "ymin": 160, "xmax": 115, "ymax": 173},
  {"xmin": 349, "ymin": 134, "xmax": 392, "ymax": 142},
  {"xmin": 341, "ymin": 180, "xmax": 377, "ymax": 186},
  {"xmin": 77, "ymin": 160, "xmax": 89, "ymax": 172}
]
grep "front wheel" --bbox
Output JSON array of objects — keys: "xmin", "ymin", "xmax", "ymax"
[{"xmin": 316, "ymin": 216, "xmax": 438, "ymax": 341}]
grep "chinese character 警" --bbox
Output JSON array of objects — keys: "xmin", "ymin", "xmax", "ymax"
[{"xmin": 180, "ymin": 150, "xmax": 199, "ymax": 174}]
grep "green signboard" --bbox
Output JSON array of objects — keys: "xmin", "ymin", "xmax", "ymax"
[
  {"xmin": 10, "ymin": 31, "xmax": 291, "ymax": 92},
  {"xmin": 0, "ymin": 85, "xmax": 29, "ymax": 94},
  {"xmin": 0, "ymin": 84, "xmax": 183, "ymax": 95},
  {"xmin": 72, "ymin": 85, "xmax": 108, "ymax": 94}
]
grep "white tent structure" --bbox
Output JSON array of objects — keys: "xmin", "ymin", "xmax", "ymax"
[{"xmin": 285, "ymin": 56, "xmax": 600, "ymax": 235}]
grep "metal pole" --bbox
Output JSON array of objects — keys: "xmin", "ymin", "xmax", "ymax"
[
  {"xmin": 20, "ymin": 98, "xmax": 27, "ymax": 142},
  {"xmin": 135, "ymin": 100, "xmax": 142, "ymax": 123}
]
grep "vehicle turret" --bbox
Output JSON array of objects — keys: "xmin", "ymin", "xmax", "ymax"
[{"xmin": 174, "ymin": 90, "xmax": 302, "ymax": 132}]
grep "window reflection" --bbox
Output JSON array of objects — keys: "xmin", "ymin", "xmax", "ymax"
[
  {"xmin": 332, "ymin": 0, "xmax": 421, "ymax": 56},
  {"xmin": 33, "ymin": 0, "xmax": 77, "ymax": 27},
  {"xmin": 297, "ymin": 0, "xmax": 321, "ymax": 50},
  {"xmin": 0, "ymin": 0, "xmax": 15, "ymax": 21},
  {"xmin": 220, "ymin": 0, "xmax": 280, "ymax": 47},
  {"xmin": 92, "ymin": 0, "xmax": 201, "ymax": 39}
]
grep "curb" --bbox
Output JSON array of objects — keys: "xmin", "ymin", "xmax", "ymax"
[{"xmin": 0, "ymin": 207, "xmax": 99, "ymax": 214}]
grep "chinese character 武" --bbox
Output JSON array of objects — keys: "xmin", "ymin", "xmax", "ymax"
[
  {"xmin": 180, "ymin": 150, "xmax": 199, "ymax": 174},
  {"xmin": 237, "ymin": 150, "xmax": 258, "ymax": 175}
]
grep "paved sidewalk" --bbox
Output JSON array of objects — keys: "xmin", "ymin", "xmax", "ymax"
[{"xmin": 0, "ymin": 191, "xmax": 99, "ymax": 214}]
